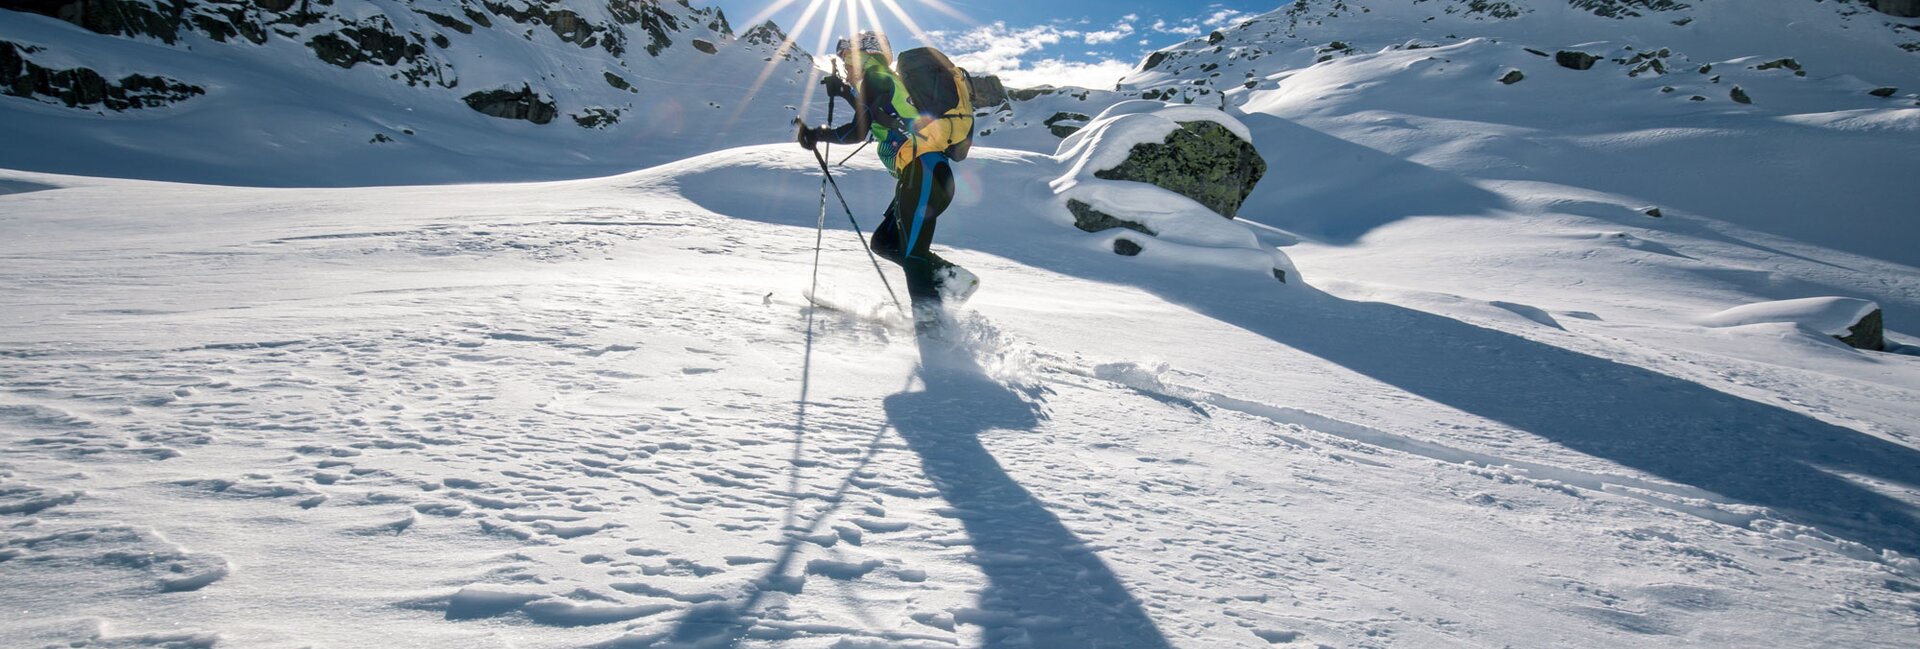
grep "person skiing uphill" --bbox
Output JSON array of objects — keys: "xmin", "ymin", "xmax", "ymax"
[{"xmin": 797, "ymin": 31, "xmax": 978, "ymax": 326}]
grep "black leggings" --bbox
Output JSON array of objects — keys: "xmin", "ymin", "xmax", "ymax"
[{"xmin": 870, "ymin": 152, "xmax": 955, "ymax": 306}]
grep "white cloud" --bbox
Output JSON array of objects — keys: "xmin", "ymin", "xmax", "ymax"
[
  {"xmin": 1150, "ymin": 7, "xmax": 1252, "ymax": 38},
  {"xmin": 936, "ymin": 21, "xmax": 1135, "ymax": 90},
  {"xmin": 1202, "ymin": 9, "xmax": 1246, "ymax": 28},
  {"xmin": 994, "ymin": 58, "xmax": 1137, "ymax": 90},
  {"xmin": 1082, "ymin": 21, "xmax": 1134, "ymax": 45},
  {"xmin": 1151, "ymin": 19, "xmax": 1202, "ymax": 36},
  {"xmin": 939, "ymin": 22, "xmax": 1064, "ymax": 72}
]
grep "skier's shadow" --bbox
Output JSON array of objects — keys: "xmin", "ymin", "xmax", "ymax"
[{"xmin": 879, "ymin": 335, "xmax": 1175, "ymax": 649}]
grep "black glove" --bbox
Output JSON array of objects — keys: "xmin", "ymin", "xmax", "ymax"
[
  {"xmin": 821, "ymin": 74, "xmax": 852, "ymax": 101},
  {"xmin": 796, "ymin": 122, "xmax": 822, "ymax": 150}
]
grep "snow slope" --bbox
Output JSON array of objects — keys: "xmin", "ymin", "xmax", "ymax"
[
  {"xmin": 0, "ymin": 0, "xmax": 815, "ymax": 186},
  {"xmin": 3, "ymin": 136, "xmax": 1919, "ymax": 646},
  {"xmin": 5, "ymin": 1, "xmax": 1920, "ymax": 647}
]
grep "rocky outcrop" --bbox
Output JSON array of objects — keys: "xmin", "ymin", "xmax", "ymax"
[
  {"xmin": 1570, "ymin": 0, "xmax": 1692, "ymax": 19},
  {"xmin": 307, "ymin": 16, "xmax": 444, "ymax": 87},
  {"xmin": 1839, "ymin": 309, "xmax": 1887, "ymax": 351},
  {"xmin": 1093, "ymin": 121, "xmax": 1266, "ymax": 219},
  {"xmin": 1067, "ymin": 199, "xmax": 1154, "ymax": 236},
  {"xmin": 572, "ymin": 107, "xmax": 620, "ymax": 129},
  {"xmin": 1044, "ymin": 112, "xmax": 1091, "ymax": 138},
  {"xmin": 463, "ymin": 85, "xmax": 556, "ymax": 124},
  {"xmin": 968, "ymin": 73, "xmax": 1007, "ymax": 108},
  {"xmin": 2, "ymin": 40, "xmax": 203, "ymax": 110},
  {"xmin": 1872, "ymin": 0, "xmax": 1920, "ymax": 18},
  {"xmin": 1556, "ymin": 50, "xmax": 1599, "ymax": 70},
  {"xmin": 1, "ymin": 0, "xmax": 195, "ymax": 43}
]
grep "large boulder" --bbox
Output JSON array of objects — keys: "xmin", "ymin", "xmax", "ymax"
[
  {"xmin": 1092, "ymin": 119, "xmax": 1266, "ymax": 219},
  {"xmin": 1555, "ymin": 50, "xmax": 1599, "ymax": 71},
  {"xmin": 1051, "ymin": 101, "xmax": 1294, "ymax": 282}
]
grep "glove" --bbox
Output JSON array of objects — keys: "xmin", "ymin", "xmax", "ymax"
[
  {"xmin": 796, "ymin": 122, "xmax": 823, "ymax": 150},
  {"xmin": 821, "ymin": 74, "xmax": 852, "ymax": 101}
]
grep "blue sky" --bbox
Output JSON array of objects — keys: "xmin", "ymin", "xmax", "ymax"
[{"xmin": 708, "ymin": 0, "xmax": 1274, "ymax": 88}]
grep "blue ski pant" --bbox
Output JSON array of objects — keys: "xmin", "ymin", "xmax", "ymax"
[{"xmin": 870, "ymin": 152, "xmax": 955, "ymax": 307}]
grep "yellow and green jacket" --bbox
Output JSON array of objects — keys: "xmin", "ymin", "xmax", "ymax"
[{"xmin": 821, "ymin": 58, "xmax": 965, "ymax": 176}]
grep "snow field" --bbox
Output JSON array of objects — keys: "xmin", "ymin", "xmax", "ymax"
[
  {"xmin": 4, "ymin": 141, "xmax": 1919, "ymax": 646},
  {"xmin": 5, "ymin": 1, "xmax": 1920, "ymax": 646}
]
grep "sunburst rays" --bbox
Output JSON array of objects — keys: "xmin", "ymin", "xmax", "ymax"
[{"xmin": 720, "ymin": 0, "xmax": 976, "ymax": 135}]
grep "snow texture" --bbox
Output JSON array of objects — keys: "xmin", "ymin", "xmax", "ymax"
[
  {"xmin": 1700, "ymin": 296, "xmax": 1882, "ymax": 336},
  {"xmin": 4, "ymin": 1, "xmax": 1920, "ymax": 648}
]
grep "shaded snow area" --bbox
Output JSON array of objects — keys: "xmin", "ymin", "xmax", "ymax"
[
  {"xmin": 0, "ymin": 0, "xmax": 812, "ymax": 187},
  {"xmin": 4, "ymin": 139, "xmax": 1918, "ymax": 647},
  {"xmin": 5, "ymin": 0, "xmax": 1920, "ymax": 648}
]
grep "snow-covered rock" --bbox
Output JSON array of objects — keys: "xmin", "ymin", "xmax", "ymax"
[
  {"xmin": 1702, "ymin": 297, "xmax": 1887, "ymax": 351},
  {"xmin": 1050, "ymin": 101, "xmax": 1293, "ymax": 281}
]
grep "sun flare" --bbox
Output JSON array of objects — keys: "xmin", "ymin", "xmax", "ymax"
[{"xmin": 726, "ymin": 0, "xmax": 973, "ymax": 129}]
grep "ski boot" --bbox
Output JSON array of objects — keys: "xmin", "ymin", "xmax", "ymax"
[{"xmin": 935, "ymin": 264, "xmax": 979, "ymax": 305}]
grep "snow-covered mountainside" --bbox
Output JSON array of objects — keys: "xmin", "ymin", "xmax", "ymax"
[
  {"xmin": 0, "ymin": 0, "xmax": 813, "ymax": 185},
  {"xmin": 4, "ymin": 1, "xmax": 1920, "ymax": 648}
]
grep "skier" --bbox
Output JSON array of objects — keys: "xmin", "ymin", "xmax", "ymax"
[{"xmin": 797, "ymin": 31, "xmax": 978, "ymax": 330}]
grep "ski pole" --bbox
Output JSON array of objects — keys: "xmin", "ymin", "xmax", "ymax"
[
  {"xmin": 835, "ymin": 140, "xmax": 871, "ymax": 167},
  {"xmin": 812, "ymin": 147, "xmax": 906, "ymax": 317},
  {"xmin": 806, "ymin": 75, "xmax": 834, "ymax": 307}
]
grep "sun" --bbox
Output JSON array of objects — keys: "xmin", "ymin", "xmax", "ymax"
[{"xmin": 722, "ymin": 0, "xmax": 974, "ymax": 131}]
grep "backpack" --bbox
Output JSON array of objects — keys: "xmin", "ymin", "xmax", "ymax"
[{"xmin": 893, "ymin": 47, "xmax": 975, "ymax": 162}]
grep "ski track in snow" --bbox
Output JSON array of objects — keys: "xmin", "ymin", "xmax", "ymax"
[{"xmin": 2, "ymin": 160, "xmax": 1917, "ymax": 648}]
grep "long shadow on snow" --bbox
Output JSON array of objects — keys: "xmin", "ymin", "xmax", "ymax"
[
  {"xmin": 1176, "ymin": 273, "xmax": 1920, "ymax": 556},
  {"xmin": 636, "ymin": 316, "xmax": 1170, "ymax": 649},
  {"xmin": 1235, "ymin": 113, "xmax": 1509, "ymax": 245},
  {"xmin": 677, "ymin": 146, "xmax": 1920, "ymax": 556},
  {"xmin": 886, "ymin": 335, "xmax": 1175, "ymax": 648}
]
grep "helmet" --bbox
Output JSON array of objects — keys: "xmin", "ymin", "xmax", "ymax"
[{"xmin": 834, "ymin": 31, "xmax": 892, "ymax": 63}]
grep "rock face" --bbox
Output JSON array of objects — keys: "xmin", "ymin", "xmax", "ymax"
[
  {"xmin": 463, "ymin": 85, "xmax": 557, "ymax": 124},
  {"xmin": 1093, "ymin": 120, "xmax": 1266, "ymax": 219},
  {"xmin": 1839, "ymin": 309, "xmax": 1887, "ymax": 351},
  {"xmin": 1872, "ymin": 0, "xmax": 1920, "ymax": 18},
  {"xmin": 0, "ymin": 0, "xmax": 755, "ymax": 121},
  {"xmin": 1570, "ymin": 0, "xmax": 1692, "ymax": 19},
  {"xmin": 967, "ymin": 73, "xmax": 1008, "ymax": 108},
  {"xmin": 2, "ymin": 40, "xmax": 203, "ymax": 110}
]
